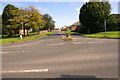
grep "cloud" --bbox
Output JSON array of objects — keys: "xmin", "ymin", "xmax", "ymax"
[
  {"xmin": 76, "ymin": 8, "xmax": 80, "ymax": 11},
  {"xmin": 37, "ymin": 7, "xmax": 48, "ymax": 13},
  {"xmin": 76, "ymin": 4, "xmax": 82, "ymax": 11}
]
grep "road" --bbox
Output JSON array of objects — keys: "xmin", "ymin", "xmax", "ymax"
[{"xmin": 2, "ymin": 31, "xmax": 118, "ymax": 78}]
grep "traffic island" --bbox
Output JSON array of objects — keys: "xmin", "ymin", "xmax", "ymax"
[{"xmin": 62, "ymin": 33, "xmax": 74, "ymax": 42}]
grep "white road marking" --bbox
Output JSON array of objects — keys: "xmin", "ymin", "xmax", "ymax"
[
  {"xmin": 96, "ymin": 56, "xmax": 100, "ymax": 59},
  {"xmin": 3, "ymin": 69, "xmax": 48, "ymax": 73},
  {"xmin": 1, "ymin": 51, "xmax": 25, "ymax": 54},
  {"xmin": 0, "ymin": 52, "xmax": 9, "ymax": 53},
  {"xmin": 3, "ymin": 40, "xmax": 45, "ymax": 48},
  {"xmin": 46, "ymin": 43, "xmax": 64, "ymax": 46},
  {"xmin": 72, "ymin": 42, "xmax": 85, "ymax": 44},
  {"xmin": 72, "ymin": 41, "xmax": 101, "ymax": 44},
  {"xmin": 87, "ymin": 42, "xmax": 101, "ymax": 43}
]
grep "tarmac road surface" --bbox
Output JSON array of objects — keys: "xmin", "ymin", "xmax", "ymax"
[{"xmin": 2, "ymin": 31, "xmax": 118, "ymax": 78}]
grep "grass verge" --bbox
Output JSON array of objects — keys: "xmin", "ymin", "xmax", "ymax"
[
  {"xmin": 82, "ymin": 31, "xmax": 120, "ymax": 39},
  {"xmin": 0, "ymin": 32, "xmax": 53, "ymax": 44}
]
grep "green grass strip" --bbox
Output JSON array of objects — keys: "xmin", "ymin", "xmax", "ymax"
[
  {"xmin": 0, "ymin": 32, "xmax": 53, "ymax": 44},
  {"xmin": 82, "ymin": 31, "xmax": 120, "ymax": 39}
]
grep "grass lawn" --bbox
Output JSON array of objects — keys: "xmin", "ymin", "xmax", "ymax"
[
  {"xmin": 0, "ymin": 32, "xmax": 53, "ymax": 44},
  {"xmin": 82, "ymin": 31, "xmax": 120, "ymax": 39}
]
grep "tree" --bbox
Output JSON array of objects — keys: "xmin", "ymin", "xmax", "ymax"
[
  {"xmin": 2, "ymin": 5, "xmax": 46, "ymax": 37},
  {"xmin": 79, "ymin": 1, "xmax": 111, "ymax": 34},
  {"xmin": 2, "ymin": 4, "xmax": 18, "ymax": 37},
  {"xmin": 7, "ymin": 9, "xmax": 24, "ymax": 36},
  {"xmin": 49, "ymin": 21, "xmax": 55, "ymax": 30},
  {"xmin": 28, "ymin": 6, "xmax": 46, "ymax": 34},
  {"xmin": 2, "ymin": 4, "xmax": 52, "ymax": 37},
  {"xmin": 106, "ymin": 14, "xmax": 118, "ymax": 31},
  {"xmin": 42, "ymin": 14, "xmax": 55, "ymax": 31}
]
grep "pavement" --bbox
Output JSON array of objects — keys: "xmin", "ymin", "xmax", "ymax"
[{"xmin": 2, "ymin": 31, "xmax": 118, "ymax": 78}]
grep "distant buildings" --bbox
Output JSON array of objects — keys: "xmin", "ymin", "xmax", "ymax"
[
  {"xmin": 112, "ymin": 14, "xmax": 120, "ymax": 20},
  {"xmin": 70, "ymin": 21, "xmax": 81, "ymax": 31},
  {"xmin": 61, "ymin": 22, "xmax": 81, "ymax": 31},
  {"xmin": 19, "ymin": 28, "xmax": 33, "ymax": 35},
  {"xmin": 61, "ymin": 25, "xmax": 69, "ymax": 31}
]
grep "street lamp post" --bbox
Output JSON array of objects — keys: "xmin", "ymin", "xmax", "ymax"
[
  {"xmin": 104, "ymin": 19, "xmax": 107, "ymax": 37},
  {"xmin": 102, "ymin": 0, "xmax": 109, "ymax": 37},
  {"xmin": 104, "ymin": 19, "xmax": 106, "ymax": 32}
]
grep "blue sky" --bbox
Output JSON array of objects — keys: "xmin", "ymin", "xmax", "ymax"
[{"xmin": 0, "ymin": 1, "xmax": 119, "ymax": 28}]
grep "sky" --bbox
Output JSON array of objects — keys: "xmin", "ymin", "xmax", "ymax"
[{"xmin": 0, "ymin": 0, "xmax": 119, "ymax": 28}]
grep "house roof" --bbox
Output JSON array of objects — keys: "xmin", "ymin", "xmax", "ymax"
[
  {"xmin": 71, "ymin": 21, "xmax": 81, "ymax": 26},
  {"xmin": 111, "ymin": 14, "xmax": 120, "ymax": 20}
]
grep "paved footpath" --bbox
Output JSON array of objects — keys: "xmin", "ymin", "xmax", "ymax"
[{"xmin": 2, "ymin": 31, "xmax": 118, "ymax": 78}]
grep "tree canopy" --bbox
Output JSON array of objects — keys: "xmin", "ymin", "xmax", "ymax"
[
  {"xmin": 79, "ymin": 1, "xmax": 111, "ymax": 34},
  {"xmin": 2, "ymin": 4, "xmax": 55, "ymax": 37},
  {"xmin": 42, "ymin": 14, "xmax": 55, "ymax": 31},
  {"xmin": 2, "ymin": 4, "xmax": 18, "ymax": 36}
]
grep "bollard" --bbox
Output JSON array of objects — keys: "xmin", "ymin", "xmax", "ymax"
[{"xmin": 20, "ymin": 35, "xmax": 22, "ymax": 40}]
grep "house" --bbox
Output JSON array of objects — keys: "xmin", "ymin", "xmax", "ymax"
[
  {"xmin": 61, "ymin": 25, "xmax": 70, "ymax": 31},
  {"xmin": 19, "ymin": 28, "xmax": 33, "ymax": 35},
  {"xmin": 70, "ymin": 21, "xmax": 81, "ymax": 30},
  {"xmin": 111, "ymin": 14, "xmax": 120, "ymax": 20}
]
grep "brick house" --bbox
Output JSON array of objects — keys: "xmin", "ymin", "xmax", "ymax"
[{"xmin": 70, "ymin": 21, "xmax": 81, "ymax": 31}]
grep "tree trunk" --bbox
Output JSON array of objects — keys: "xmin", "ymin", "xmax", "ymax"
[
  {"xmin": 38, "ymin": 28, "xmax": 40, "ymax": 34},
  {"xmin": 88, "ymin": 26, "xmax": 89, "ymax": 34},
  {"xmin": 23, "ymin": 27, "xmax": 25, "ymax": 37},
  {"xmin": 27, "ymin": 28, "xmax": 29, "ymax": 36}
]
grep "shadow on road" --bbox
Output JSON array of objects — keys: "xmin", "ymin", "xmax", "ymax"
[
  {"xmin": 60, "ymin": 74, "xmax": 96, "ymax": 78},
  {"xmin": 2, "ymin": 78, "xmax": 118, "ymax": 80},
  {"xmin": 2, "ymin": 74, "xmax": 119, "ymax": 80}
]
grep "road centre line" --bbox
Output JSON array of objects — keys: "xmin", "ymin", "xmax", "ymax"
[
  {"xmin": 72, "ymin": 42, "xmax": 101, "ymax": 44},
  {"xmin": 3, "ymin": 69, "xmax": 48, "ymax": 73},
  {"xmin": 46, "ymin": 42, "xmax": 65, "ymax": 46}
]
